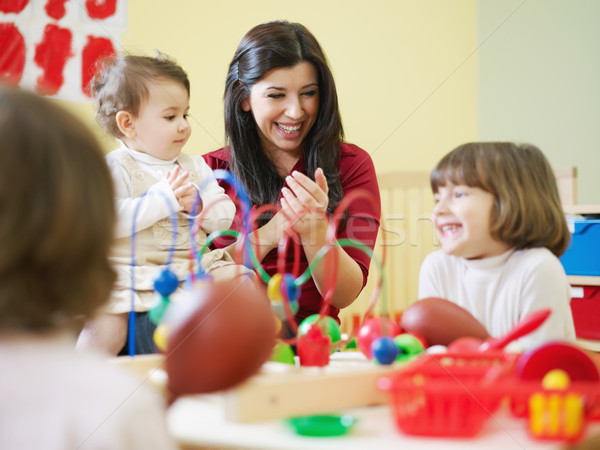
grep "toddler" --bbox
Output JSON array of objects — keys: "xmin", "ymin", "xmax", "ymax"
[{"xmin": 78, "ymin": 53, "xmax": 248, "ymax": 355}]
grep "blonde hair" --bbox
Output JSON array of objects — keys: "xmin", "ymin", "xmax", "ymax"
[{"xmin": 431, "ymin": 142, "xmax": 570, "ymax": 257}]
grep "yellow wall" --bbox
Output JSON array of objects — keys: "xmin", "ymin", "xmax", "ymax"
[{"xmin": 65, "ymin": 0, "xmax": 478, "ymax": 177}]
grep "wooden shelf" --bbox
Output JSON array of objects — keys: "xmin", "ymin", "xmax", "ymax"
[
  {"xmin": 576, "ymin": 338, "xmax": 600, "ymax": 352},
  {"xmin": 563, "ymin": 204, "xmax": 600, "ymax": 215},
  {"xmin": 568, "ymin": 275, "xmax": 600, "ymax": 286}
]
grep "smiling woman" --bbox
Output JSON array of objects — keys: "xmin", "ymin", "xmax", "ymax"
[{"xmin": 203, "ymin": 20, "xmax": 382, "ymax": 336}]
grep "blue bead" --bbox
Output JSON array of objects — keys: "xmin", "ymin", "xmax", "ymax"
[
  {"xmin": 154, "ymin": 269, "xmax": 179, "ymax": 296},
  {"xmin": 282, "ymin": 273, "xmax": 300, "ymax": 302},
  {"xmin": 371, "ymin": 336, "xmax": 399, "ymax": 365}
]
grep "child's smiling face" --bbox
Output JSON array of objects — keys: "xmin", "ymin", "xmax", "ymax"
[{"xmin": 431, "ymin": 183, "xmax": 511, "ymax": 259}]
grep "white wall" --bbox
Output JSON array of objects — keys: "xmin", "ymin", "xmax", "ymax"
[{"xmin": 479, "ymin": 0, "xmax": 600, "ymax": 204}]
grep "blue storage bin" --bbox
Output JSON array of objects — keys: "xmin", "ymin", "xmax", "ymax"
[{"xmin": 560, "ymin": 219, "xmax": 600, "ymax": 276}]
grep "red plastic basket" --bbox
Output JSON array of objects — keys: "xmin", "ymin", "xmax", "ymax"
[{"xmin": 377, "ymin": 352, "xmax": 515, "ymax": 437}]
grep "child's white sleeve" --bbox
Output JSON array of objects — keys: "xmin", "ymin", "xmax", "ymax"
[
  {"xmin": 516, "ymin": 253, "xmax": 576, "ymax": 350},
  {"xmin": 107, "ymin": 158, "xmax": 182, "ymax": 238},
  {"xmin": 192, "ymin": 155, "xmax": 236, "ymax": 233}
]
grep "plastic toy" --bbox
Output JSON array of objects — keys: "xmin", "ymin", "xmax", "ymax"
[
  {"xmin": 127, "ymin": 169, "xmax": 394, "ymax": 397},
  {"xmin": 298, "ymin": 314, "xmax": 341, "ymax": 348},
  {"xmin": 270, "ymin": 341, "xmax": 295, "ymax": 365},
  {"xmin": 297, "ymin": 322, "xmax": 331, "ymax": 367},
  {"xmin": 371, "ymin": 336, "xmax": 399, "ymax": 364},
  {"xmin": 393, "ymin": 333, "xmax": 425, "ymax": 362},
  {"xmin": 378, "ymin": 341, "xmax": 600, "ymax": 443},
  {"xmin": 515, "ymin": 342, "xmax": 600, "ymax": 383},
  {"xmin": 286, "ymin": 414, "xmax": 356, "ymax": 437},
  {"xmin": 447, "ymin": 308, "xmax": 551, "ymax": 353},
  {"xmin": 356, "ymin": 317, "xmax": 401, "ymax": 359},
  {"xmin": 542, "ymin": 369, "xmax": 571, "ymax": 390},
  {"xmin": 377, "ymin": 352, "xmax": 512, "ymax": 437},
  {"xmin": 528, "ymin": 391, "xmax": 584, "ymax": 441}
]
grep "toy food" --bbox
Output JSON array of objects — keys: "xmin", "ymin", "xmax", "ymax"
[
  {"xmin": 165, "ymin": 277, "xmax": 277, "ymax": 396},
  {"xmin": 401, "ymin": 297, "xmax": 489, "ymax": 346}
]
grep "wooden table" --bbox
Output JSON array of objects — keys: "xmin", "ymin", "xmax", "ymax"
[
  {"xmin": 164, "ymin": 353, "xmax": 600, "ymax": 450},
  {"xmin": 168, "ymin": 395, "xmax": 600, "ymax": 450}
]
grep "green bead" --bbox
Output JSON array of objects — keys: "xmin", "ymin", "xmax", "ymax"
[
  {"xmin": 270, "ymin": 341, "xmax": 296, "ymax": 365},
  {"xmin": 298, "ymin": 314, "xmax": 341, "ymax": 344},
  {"xmin": 394, "ymin": 333, "xmax": 425, "ymax": 362}
]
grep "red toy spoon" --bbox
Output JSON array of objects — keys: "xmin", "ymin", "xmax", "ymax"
[
  {"xmin": 448, "ymin": 308, "xmax": 552, "ymax": 353},
  {"xmin": 478, "ymin": 308, "xmax": 552, "ymax": 351}
]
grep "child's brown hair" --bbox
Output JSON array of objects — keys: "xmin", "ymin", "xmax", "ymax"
[
  {"xmin": 0, "ymin": 86, "xmax": 116, "ymax": 331},
  {"xmin": 430, "ymin": 142, "xmax": 570, "ymax": 257}
]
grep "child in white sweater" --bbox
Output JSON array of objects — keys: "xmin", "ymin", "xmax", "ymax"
[{"xmin": 404, "ymin": 142, "xmax": 575, "ymax": 350}]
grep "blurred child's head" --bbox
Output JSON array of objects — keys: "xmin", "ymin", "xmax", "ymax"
[
  {"xmin": 92, "ymin": 53, "xmax": 191, "ymax": 160},
  {"xmin": 0, "ymin": 86, "xmax": 116, "ymax": 332},
  {"xmin": 430, "ymin": 142, "xmax": 570, "ymax": 257}
]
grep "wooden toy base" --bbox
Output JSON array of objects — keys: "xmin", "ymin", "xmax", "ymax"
[
  {"xmin": 223, "ymin": 352, "xmax": 400, "ymax": 422},
  {"xmin": 109, "ymin": 351, "xmax": 404, "ymax": 422}
]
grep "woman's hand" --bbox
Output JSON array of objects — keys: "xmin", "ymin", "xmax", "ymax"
[{"xmin": 281, "ymin": 168, "xmax": 329, "ymax": 239}]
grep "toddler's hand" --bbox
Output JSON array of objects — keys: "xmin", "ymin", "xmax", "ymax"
[{"xmin": 167, "ymin": 165, "xmax": 200, "ymax": 213}]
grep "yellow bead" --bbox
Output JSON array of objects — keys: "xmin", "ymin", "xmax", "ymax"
[
  {"xmin": 542, "ymin": 369, "xmax": 571, "ymax": 390},
  {"xmin": 267, "ymin": 273, "xmax": 284, "ymax": 302},
  {"xmin": 153, "ymin": 323, "xmax": 170, "ymax": 352}
]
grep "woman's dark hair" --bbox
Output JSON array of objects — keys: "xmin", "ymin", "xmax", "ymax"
[{"xmin": 224, "ymin": 20, "xmax": 344, "ymax": 217}]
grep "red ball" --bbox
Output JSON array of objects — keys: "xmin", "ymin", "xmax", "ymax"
[
  {"xmin": 165, "ymin": 277, "xmax": 276, "ymax": 396},
  {"xmin": 357, "ymin": 317, "xmax": 401, "ymax": 359}
]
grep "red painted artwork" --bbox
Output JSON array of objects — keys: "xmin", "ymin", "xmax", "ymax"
[
  {"xmin": 81, "ymin": 35, "xmax": 115, "ymax": 96},
  {"xmin": 45, "ymin": 0, "xmax": 70, "ymax": 20},
  {"xmin": 85, "ymin": 0, "xmax": 117, "ymax": 19},
  {"xmin": 34, "ymin": 24, "xmax": 73, "ymax": 95},
  {"xmin": 0, "ymin": 0, "xmax": 29, "ymax": 14},
  {"xmin": 0, "ymin": 23, "xmax": 26, "ymax": 85},
  {"xmin": 5, "ymin": 0, "xmax": 122, "ymax": 98}
]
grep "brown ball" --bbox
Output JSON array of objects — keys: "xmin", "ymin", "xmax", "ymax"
[
  {"xmin": 401, "ymin": 297, "xmax": 490, "ymax": 347},
  {"xmin": 165, "ymin": 276, "xmax": 276, "ymax": 396}
]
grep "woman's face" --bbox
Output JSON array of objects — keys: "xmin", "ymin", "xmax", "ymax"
[{"xmin": 243, "ymin": 61, "xmax": 319, "ymax": 160}]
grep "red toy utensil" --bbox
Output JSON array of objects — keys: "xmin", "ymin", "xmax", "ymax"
[
  {"xmin": 479, "ymin": 308, "xmax": 552, "ymax": 351},
  {"xmin": 447, "ymin": 308, "xmax": 552, "ymax": 353}
]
